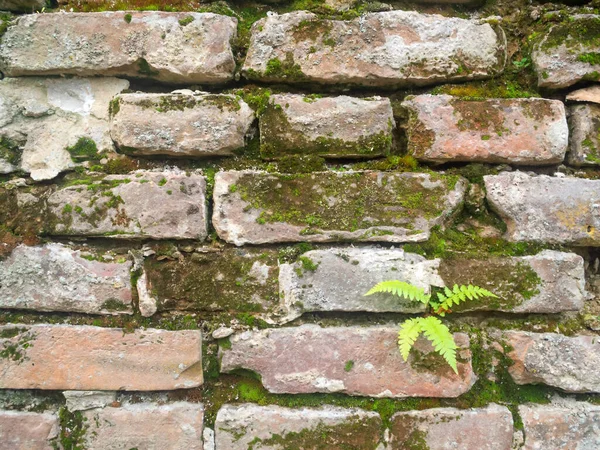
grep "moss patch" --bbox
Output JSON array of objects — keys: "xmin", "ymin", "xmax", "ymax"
[
  {"xmin": 234, "ymin": 171, "xmax": 461, "ymax": 234},
  {"xmin": 143, "ymin": 248, "xmax": 279, "ymax": 314},
  {"xmin": 66, "ymin": 137, "xmax": 100, "ymax": 162},
  {"xmin": 0, "ymin": 135, "xmax": 22, "ymax": 167}
]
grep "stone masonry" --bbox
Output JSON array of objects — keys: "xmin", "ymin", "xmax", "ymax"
[{"xmin": 1, "ymin": 2, "xmax": 600, "ymax": 449}]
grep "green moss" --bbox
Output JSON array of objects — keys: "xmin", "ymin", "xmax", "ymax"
[
  {"xmin": 235, "ymin": 171, "xmax": 459, "ymax": 235},
  {"xmin": 299, "ymin": 256, "xmax": 319, "ymax": 271},
  {"xmin": 109, "ymin": 97, "xmax": 121, "ymax": 117},
  {"xmin": 158, "ymin": 177, "xmax": 167, "ymax": 186},
  {"xmin": 62, "ymin": 204, "xmax": 73, "ymax": 214},
  {"xmin": 577, "ymin": 52, "xmax": 600, "ymax": 65},
  {"xmin": 0, "ymin": 328, "xmax": 34, "ymax": 363},
  {"xmin": 58, "ymin": 407, "xmax": 88, "ymax": 450},
  {"xmin": 432, "ymin": 79, "xmax": 539, "ymax": 99},
  {"xmin": 124, "ymin": 13, "xmax": 132, "ymax": 23},
  {"xmin": 137, "ymin": 58, "xmax": 159, "ymax": 76},
  {"xmin": 0, "ymin": 327, "xmax": 25, "ymax": 339},
  {"xmin": 0, "ymin": 12, "xmax": 13, "ymax": 38},
  {"xmin": 66, "ymin": 137, "xmax": 100, "ymax": 162},
  {"xmin": 0, "ymin": 135, "xmax": 22, "ymax": 167},
  {"xmin": 178, "ymin": 15, "xmax": 194, "ymax": 26},
  {"xmin": 344, "ymin": 360, "xmax": 354, "ymax": 372},
  {"xmin": 276, "ymin": 155, "xmax": 327, "ymax": 174},
  {"xmin": 261, "ymin": 53, "xmax": 307, "ymax": 81},
  {"xmin": 100, "ymin": 298, "xmax": 129, "ymax": 312},
  {"xmin": 218, "ymin": 337, "xmax": 232, "ymax": 350},
  {"xmin": 540, "ymin": 17, "xmax": 600, "ymax": 51}
]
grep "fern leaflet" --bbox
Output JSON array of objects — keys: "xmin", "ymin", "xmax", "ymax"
[
  {"xmin": 419, "ymin": 316, "xmax": 458, "ymax": 374},
  {"xmin": 364, "ymin": 280, "xmax": 430, "ymax": 304},
  {"xmin": 435, "ymin": 284, "xmax": 498, "ymax": 314},
  {"xmin": 398, "ymin": 318, "xmax": 424, "ymax": 361}
]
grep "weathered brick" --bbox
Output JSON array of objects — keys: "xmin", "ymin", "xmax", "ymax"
[
  {"xmin": 243, "ymin": 11, "xmax": 506, "ymax": 87},
  {"xmin": 220, "ymin": 325, "xmax": 475, "ymax": 397},
  {"xmin": 567, "ymin": 85, "xmax": 600, "ymax": 104},
  {"xmin": 532, "ymin": 15, "xmax": 600, "ymax": 89},
  {"xmin": 389, "ymin": 404, "xmax": 513, "ymax": 450},
  {"xmin": 519, "ymin": 401, "xmax": 600, "ymax": 449},
  {"xmin": 0, "ymin": 77, "xmax": 129, "ymax": 180},
  {"xmin": 46, "ymin": 171, "xmax": 207, "ymax": 240},
  {"xmin": 484, "ymin": 172, "xmax": 600, "ymax": 246},
  {"xmin": 437, "ymin": 250, "xmax": 586, "ymax": 314},
  {"xmin": 110, "ymin": 92, "xmax": 254, "ymax": 157},
  {"xmin": 0, "ymin": 12, "xmax": 237, "ymax": 84},
  {"xmin": 212, "ymin": 170, "xmax": 467, "ymax": 245},
  {"xmin": 567, "ymin": 104, "xmax": 600, "ymax": 166},
  {"xmin": 215, "ymin": 404, "xmax": 383, "ymax": 449},
  {"xmin": 259, "ymin": 94, "xmax": 394, "ymax": 159},
  {"xmin": 403, "ymin": 95, "xmax": 568, "ymax": 165},
  {"xmin": 143, "ymin": 247, "xmax": 279, "ymax": 316},
  {"xmin": 63, "ymin": 391, "xmax": 117, "ymax": 412},
  {"xmin": 505, "ymin": 331, "xmax": 600, "ymax": 393},
  {"xmin": 0, "ymin": 324, "xmax": 203, "ymax": 390},
  {"xmin": 0, "ymin": 410, "xmax": 58, "ymax": 450},
  {"xmin": 0, "ymin": 243, "xmax": 133, "ymax": 315},
  {"xmin": 278, "ymin": 248, "xmax": 441, "ymax": 322},
  {"xmin": 81, "ymin": 402, "xmax": 204, "ymax": 450}
]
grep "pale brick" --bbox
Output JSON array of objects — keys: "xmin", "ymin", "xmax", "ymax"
[
  {"xmin": 567, "ymin": 103, "xmax": 600, "ymax": 166},
  {"xmin": 0, "ymin": 324, "xmax": 203, "ymax": 390},
  {"xmin": 484, "ymin": 172, "xmax": 600, "ymax": 246},
  {"xmin": 0, "ymin": 243, "xmax": 133, "ymax": 315},
  {"xmin": 213, "ymin": 170, "xmax": 466, "ymax": 245},
  {"xmin": 220, "ymin": 325, "xmax": 475, "ymax": 398},
  {"xmin": 243, "ymin": 11, "xmax": 506, "ymax": 87},
  {"xmin": 0, "ymin": 12, "xmax": 237, "ymax": 84},
  {"xmin": 403, "ymin": 95, "xmax": 568, "ymax": 165},
  {"xmin": 0, "ymin": 410, "xmax": 58, "ymax": 450}
]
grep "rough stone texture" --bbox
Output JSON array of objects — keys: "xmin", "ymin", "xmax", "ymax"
[
  {"xmin": 260, "ymin": 94, "xmax": 394, "ymax": 159},
  {"xmin": 567, "ymin": 104, "xmax": 600, "ymax": 166},
  {"xmin": 81, "ymin": 403, "xmax": 204, "ymax": 450},
  {"xmin": 438, "ymin": 250, "xmax": 586, "ymax": 314},
  {"xmin": 0, "ymin": 12, "xmax": 237, "ymax": 84},
  {"xmin": 46, "ymin": 171, "xmax": 207, "ymax": 240},
  {"xmin": 0, "ymin": 77, "xmax": 129, "ymax": 180},
  {"xmin": 566, "ymin": 85, "xmax": 600, "ymax": 104},
  {"xmin": 389, "ymin": 404, "xmax": 513, "ymax": 450},
  {"xmin": 243, "ymin": 11, "xmax": 506, "ymax": 87},
  {"xmin": 63, "ymin": 391, "xmax": 117, "ymax": 412},
  {"xmin": 110, "ymin": 92, "xmax": 254, "ymax": 157},
  {"xmin": 213, "ymin": 170, "xmax": 467, "ymax": 245},
  {"xmin": 505, "ymin": 331, "xmax": 600, "ymax": 393},
  {"xmin": 0, "ymin": 243, "xmax": 133, "ymax": 315},
  {"xmin": 215, "ymin": 404, "xmax": 383, "ymax": 449},
  {"xmin": 0, "ymin": 0, "xmax": 44, "ymax": 11},
  {"xmin": 403, "ymin": 95, "xmax": 568, "ymax": 165},
  {"xmin": 0, "ymin": 410, "xmax": 58, "ymax": 450},
  {"xmin": 484, "ymin": 172, "xmax": 600, "ymax": 246},
  {"xmin": 143, "ymin": 247, "xmax": 280, "ymax": 318},
  {"xmin": 519, "ymin": 401, "xmax": 600, "ymax": 450},
  {"xmin": 220, "ymin": 325, "xmax": 475, "ymax": 397},
  {"xmin": 532, "ymin": 15, "xmax": 600, "ymax": 89},
  {"xmin": 0, "ymin": 324, "xmax": 203, "ymax": 390},
  {"xmin": 136, "ymin": 271, "xmax": 158, "ymax": 317},
  {"xmin": 279, "ymin": 248, "xmax": 442, "ymax": 322}
]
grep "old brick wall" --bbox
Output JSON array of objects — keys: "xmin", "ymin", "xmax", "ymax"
[{"xmin": 0, "ymin": 0, "xmax": 599, "ymax": 448}]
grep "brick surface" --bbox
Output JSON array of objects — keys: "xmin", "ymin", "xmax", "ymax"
[
  {"xmin": 220, "ymin": 325, "xmax": 475, "ymax": 398},
  {"xmin": 110, "ymin": 93, "xmax": 254, "ymax": 157},
  {"xmin": 567, "ymin": 104, "xmax": 600, "ymax": 166},
  {"xmin": 0, "ymin": 243, "xmax": 133, "ymax": 315},
  {"xmin": 215, "ymin": 404, "xmax": 382, "ymax": 449},
  {"xmin": 403, "ymin": 95, "xmax": 568, "ymax": 165},
  {"xmin": 0, "ymin": 12, "xmax": 237, "ymax": 83},
  {"xmin": 82, "ymin": 402, "xmax": 204, "ymax": 450},
  {"xmin": 46, "ymin": 171, "xmax": 207, "ymax": 240},
  {"xmin": 259, "ymin": 94, "xmax": 394, "ymax": 159},
  {"xmin": 0, "ymin": 324, "xmax": 203, "ymax": 390},
  {"xmin": 213, "ymin": 170, "xmax": 466, "ymax": 245},
  {"xmin": 243, "ymin": 11, "xmax": 506, "ymax": 87},
  {"xmin": 0, "ymin": 410, "xmax": 58, "ymax": 450},
  {"xmin": 505, "ymin": 331, "xmax": 600, "ymax": 393},
  {"xmin": 484, "ymin": 172, "xmax": 600, "ymax": 246},
  {"xmin": 389, "ymin": 404, "xmax": 513, "ymax": 450}
]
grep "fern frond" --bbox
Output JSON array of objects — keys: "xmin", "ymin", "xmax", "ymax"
[
  {"xmin": 435, "ymin": 284, "xmax": 498, "ymax": 314},
  {"xmin": 419, "ymin": 316, "xmax": 458, "ymax": 374},
  {"xmin": 398, "ymin": 318, "xmax": 424, "ymax": 361},
  {"xmin": 364, "ymin": 280, "xmax": 430, "ymax": 304}
]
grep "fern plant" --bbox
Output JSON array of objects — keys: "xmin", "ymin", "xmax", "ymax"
[{"xmin": 365, "ymin": 280, "xmax": 497, "ymax": 373}]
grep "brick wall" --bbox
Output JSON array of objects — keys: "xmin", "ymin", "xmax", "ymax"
[{"xmin": 0, "ymin": 0, "xmax": 599, "ymax": 448}]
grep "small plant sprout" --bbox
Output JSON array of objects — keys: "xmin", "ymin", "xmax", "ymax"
[{"xmin": 365, "ymin": 281, "xmax": 497, "ymax": 373}]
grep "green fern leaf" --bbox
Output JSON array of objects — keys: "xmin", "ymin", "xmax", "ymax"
[
  {"xmin": 398, "ymin": 318, "xmax": 424, "ymax": 361},
  {"xmin": 436, "ymin": 284, "xmax": 498, "ymax": 313},
  {"xmin": 419, "ymin": 316, "xmax": 458, "ymax": 374},
  {"xmin": 364, "ymin": 281, "xmax": 430, "ymax": 304}
]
